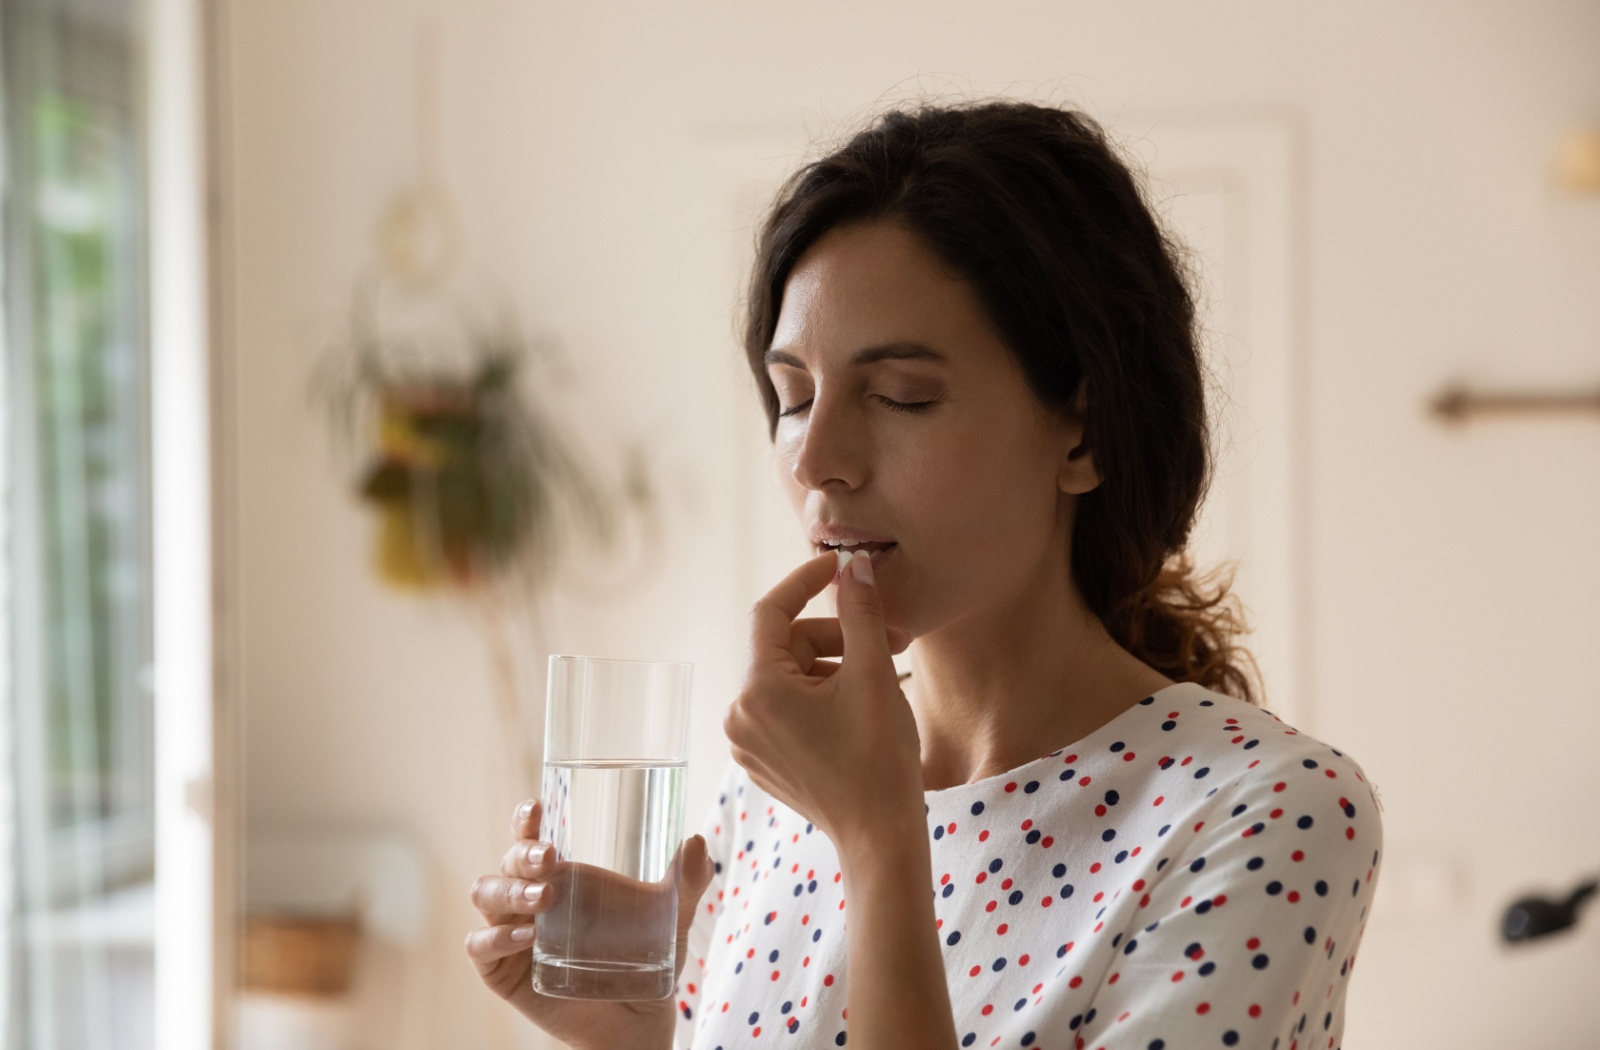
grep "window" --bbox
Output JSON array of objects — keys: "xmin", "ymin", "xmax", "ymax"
[{"xmin": 3, "ymin": 0, "xmax": 155, "ymax": 1046}]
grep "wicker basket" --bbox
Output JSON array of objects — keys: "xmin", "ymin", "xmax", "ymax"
[{"xmin": 241, "ymin": 914, "xmax": 363, "ymax": 996}]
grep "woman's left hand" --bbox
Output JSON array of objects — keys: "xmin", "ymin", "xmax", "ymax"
[{"xmin": 723, "ymin": 550, "xmax": 922, "ymax": 850}]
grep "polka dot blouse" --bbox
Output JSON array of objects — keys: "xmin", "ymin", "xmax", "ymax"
[{"xmin": 672, "ymin": 681, "xmax": 1382, "ymax": 1050}]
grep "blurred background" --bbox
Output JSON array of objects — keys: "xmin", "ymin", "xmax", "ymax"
[{"xmin": 2, "ymin": 0, "xmax": 1598, "ymax": 1048}]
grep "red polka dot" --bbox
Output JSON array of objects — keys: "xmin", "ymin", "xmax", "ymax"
[
  {"xmin": 1005, "ymin": 782, "xmax": 1018, "ymax": 793},
  {"xmin": 1069, "ymin": 976, "xmax": 1083, "ymax": 989},
  {"xmin": 982, "ymin": 1004, "xmax": 994, "ymax": 1016},
  {"xmin": 1197, "ymin": 1002, "xmax": 1211, "ymax": 1015},
  {"xmin": 1041, "ymin": 837, "xmax": 1055, "ymax": 848},
  {"xmin": 1249, "ymin": 1004, "xmax": 1262, "ymax": 1018},
  {"xmin": 1171, "ymin": 971, "xmax": 1184, "ymax": 982},
  {"xmin": 1247, "ymin": 937, "xmax": 1260, "ymax": 949},
  {"xmin": 1019, "ymin": 954, "xmax": 1030, "ymax": 965},
  {"xmin": 1292, "ymin": 851, "xmax": 1305, "ymax": 862},
  {"xmin": 1153, "ymin": 795, "xmax": 1165, "ymax": 806},
  {"xmin": 979, "ymin": 830, "xmax": 990, "ymax": 842}
]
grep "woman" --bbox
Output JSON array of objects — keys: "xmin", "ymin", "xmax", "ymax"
[{"xmin": 466, "ymin": 99, "xmax": 1382, "ymax": 1050}]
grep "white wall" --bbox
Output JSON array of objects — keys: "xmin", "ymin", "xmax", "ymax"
[{"xmin": 221, "ymin": 2, "xmax": 1600, "ymax": 1047}]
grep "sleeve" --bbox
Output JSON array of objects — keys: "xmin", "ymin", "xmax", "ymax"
[
  {"xmin": 1066, "ymin": 754, "xmax": 1383, "ymax": 1049},
  {"xmin": 672, "ymin": 758, "xmax": 741, "ymax": 1050}
]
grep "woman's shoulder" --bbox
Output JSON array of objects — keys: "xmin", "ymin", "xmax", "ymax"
[
  {"xmin": 1134, "ymin": 682, "xmax": 1370, "ymax": 777},
  {"xmin": 1145, "ymin": 682, "xmax": 1384, "ymax": 859}
]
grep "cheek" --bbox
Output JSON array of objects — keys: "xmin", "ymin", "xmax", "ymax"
[{"xmin": 902, "ymin": 430, "xmax": 1059, "ymax": 563}]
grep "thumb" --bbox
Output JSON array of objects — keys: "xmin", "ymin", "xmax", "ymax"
[
  {"xmin": 673, "ymin": 835, "xmax": 715, "ymax": 973},
  {"xmin": 836, "ymin": 550, "xmax": 894, "ymax": 673}
]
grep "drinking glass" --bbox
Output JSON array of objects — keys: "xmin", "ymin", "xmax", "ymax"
[{"xmin": 532, "ymin": 655, "xmax": 694, "ymax": 1000}]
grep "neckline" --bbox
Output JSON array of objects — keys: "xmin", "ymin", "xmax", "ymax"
[{"xmin": 922, "ymin": 680, "xmax": 1206, "ymax": 798}]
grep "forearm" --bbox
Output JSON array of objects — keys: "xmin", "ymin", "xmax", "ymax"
[{"xmin": 836, "ymin": 815, "xmax": 958, "ymax": 1050}]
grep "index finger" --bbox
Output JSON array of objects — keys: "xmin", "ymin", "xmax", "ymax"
[{"xmin": 749, "ymin": 551, "xmax": 845, "ymax": 668}]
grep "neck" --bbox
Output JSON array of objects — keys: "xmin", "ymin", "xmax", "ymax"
[{"xmin": 904, "ymin": 548, "xmax": 1173, "ymax": 792}]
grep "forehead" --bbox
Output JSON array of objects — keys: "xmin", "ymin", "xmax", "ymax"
[{"xmin": 768, "ymin": 221, "xmax": 1002, "ymax": 367}]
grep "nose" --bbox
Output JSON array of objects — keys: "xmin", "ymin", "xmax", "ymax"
[{"xmin": 787, "ymin": 391, "xmax": 866, "ymax": 492}]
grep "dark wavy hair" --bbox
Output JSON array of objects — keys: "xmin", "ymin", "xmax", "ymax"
[{"xmin": 742, "ymin": 99, "xmax": 1261, "ymax": 703}]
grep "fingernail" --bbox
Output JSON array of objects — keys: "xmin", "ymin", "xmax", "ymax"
[
  {"xmin": 523, "ymin": 883, "xmax": 544, "ymax": 902},
  {"xmin": 510, "ymin": 924, "xmax": 536, "ymax": 942},
  {"xmin": 515, "ymin": 800, "xmax": 534, "ymax": 823},
  {"xmin": 527, "ymin": 842, "xmax": 552, "ymax": 867},
  {"xmin": 834, "ymin": 548, "xmax": 853, "ymax": 582},
  {"xmin": 850, "ymin": 550, "xmax": 875, "ymax": 585}
]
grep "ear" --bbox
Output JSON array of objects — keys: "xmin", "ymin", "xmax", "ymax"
[{"xmin": 1056, "ymin": 380, "xmax": 1101, "ymax": 496}]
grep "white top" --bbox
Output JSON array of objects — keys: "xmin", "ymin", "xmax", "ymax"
[{"xmin": 672, "ymin": 681, "xmax": 1382, "ymax": 1050}]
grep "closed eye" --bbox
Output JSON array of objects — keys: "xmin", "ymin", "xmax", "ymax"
[
  {"xmin": 876, "ymin": 395, "xmax": 938, "ymax": 414},
  {"xmin": 777, "ymin": 396, "xmax": 939, "ymax": 418}
]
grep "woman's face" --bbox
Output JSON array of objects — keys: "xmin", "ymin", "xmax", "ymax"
[{"xmin": 766, "ymin": 220, "xmax": 1098, "ymax": 639}]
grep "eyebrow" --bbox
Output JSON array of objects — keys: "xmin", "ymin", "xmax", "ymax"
[{"xmin": 763, "ymin": 341, "xmax": 949, "ymax": 370}]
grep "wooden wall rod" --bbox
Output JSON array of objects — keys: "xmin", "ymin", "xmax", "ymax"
[{"xmin": 1429, "ymin": 383, "xmax": 1600, "ymax": 424}]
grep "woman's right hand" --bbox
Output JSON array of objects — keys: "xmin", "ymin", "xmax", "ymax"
[{"xmin": 465, "ymin": 798, "xmax": 717, "ymax": 1050}]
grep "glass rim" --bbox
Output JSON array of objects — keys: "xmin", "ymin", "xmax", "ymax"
[{"xmin": 547, "ymin": 653, "xmax": 695, "ymax": 671}]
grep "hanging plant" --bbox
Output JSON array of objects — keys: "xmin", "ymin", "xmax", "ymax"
[
  {"xmin": 316, "ymin": 291, "xmax": 636, "ymax": 597},
  {"xmin": 307, "ymin": 21, "xmax": 662, "ymax": 793}
]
